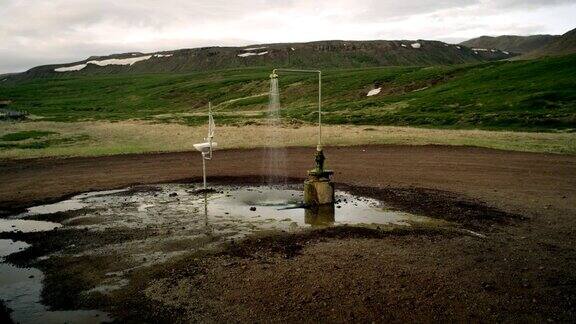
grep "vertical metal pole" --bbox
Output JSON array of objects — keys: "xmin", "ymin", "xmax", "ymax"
[
  {"xmin": 208, "ymin": 101, "xmax": 212, "ymax": 155},
  {"xmin": 202, "ymin": 154, "xmax": 207, "ymax": 189},
  {"xmin": 318, "ymin": 71, "xmax": 322, "ymax": 150}
]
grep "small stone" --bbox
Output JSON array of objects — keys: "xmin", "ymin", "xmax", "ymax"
[
  {"xmin": 169, "ymin": 192, "xmax": 178, "ymax": 197},
  {"xmin": 250, "ymin": 207, "xmax": 257, "ymax": 211}
]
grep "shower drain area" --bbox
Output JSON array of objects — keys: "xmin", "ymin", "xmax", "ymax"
[
  {"xmin": 2, "ymin": 183, "xmax": 440, "ymax": 275},
  {"xmin": 13, "ymin": 183, "xmax": 431, "ymax": 233},
  {"xmin": 1, "ymin": 183, "xmax": 442, "ymax": 323}
]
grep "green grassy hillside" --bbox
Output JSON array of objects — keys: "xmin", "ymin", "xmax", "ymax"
[{"xmin": 1, "ymin": 54, "xmax": 575, "ymax": 131}]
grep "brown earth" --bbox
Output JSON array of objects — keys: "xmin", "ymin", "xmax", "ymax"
[{"xmin": 1, "ymin": 145, "xmax": 576, "ymax": 322}]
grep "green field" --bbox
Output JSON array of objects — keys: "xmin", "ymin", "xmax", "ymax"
[
  {"xmin": 0, "ymin": 54, "xmax": 575, "ymax": 159},
  {"xmin": 1, "ymin": 54, "xmax": 575, "ymax": 131}
]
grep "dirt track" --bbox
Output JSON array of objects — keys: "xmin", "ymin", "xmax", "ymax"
[{"xmin": 1, "ymin": 145, "xmax": 576, "ymax": 322}]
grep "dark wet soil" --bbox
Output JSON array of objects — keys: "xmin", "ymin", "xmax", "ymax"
[
  {"xmin": 1, "ymin": 145, "xmax": 575, "ymax": 322},
  {"xmin": 1, "ymin": 228, "xmax": 157, "ymax": 266},
  {"xmin": 342, "ymin": 184, "xmax": 526, "ymax": 229},
  {"xmin": 0, "ymin": 300, "xmax": 13, "ymax": 324}
]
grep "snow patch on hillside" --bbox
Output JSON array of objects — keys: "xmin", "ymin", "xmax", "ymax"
[
  {"xmin": 55, "ymin": 64, "xmax": 88, "ymax": 72},
  {"xmin": 411, "ymin": 43, "xmax": 421, "ymax": 49},
  {"xmin": 367, "ymin": 88, "xmax": 382, "ymax": 96},
  {"xmin": 243, "ymin": 46, "xmax": 267, "ymax": 51},
  {"xmin": 55, "ymin": 54, "xmax": 168, "ymax": 72},
  {"xmin": 90, "ymin": 55, "xmax": 152, "ymax": 67},
  {"xmin": 238, "ymin": 51, "xmax": 268, "ymax": 57}
]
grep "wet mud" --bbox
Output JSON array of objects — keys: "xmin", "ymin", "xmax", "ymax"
[
  {"xmin": 0, "ymin": 180, "xmax": 527, "ymax": 323},
  {"xmin": 341, "ymin": 184, "xmax": 526, "ymax": 229},
  {"xmin": 0, "ymin": 299, "xmax": 13, "ymax": 324}
]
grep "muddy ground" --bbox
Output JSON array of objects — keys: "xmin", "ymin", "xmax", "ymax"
[{"xmin": 1, "ymin": 145, "xmax": 576, "ymax": 322}]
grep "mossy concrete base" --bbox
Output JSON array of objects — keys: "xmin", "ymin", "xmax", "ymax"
[
  {"xmin": 304, "ymin": 178, "xmax": 335, "ymax": 206},
  {"xmin": 304, "ymin": 148, "xmax": 335, "ymax": 207}
]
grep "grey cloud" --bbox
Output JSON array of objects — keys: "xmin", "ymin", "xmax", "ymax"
[
  {"xmin": 0, "ymin": 0, "xmax": 574, "ymax": 74},
  {"xmin": 0, "ymin": 0, "xmax": 260, "ymax": 35},
  {"xmin": 493, "ymin": 0, "xmax": 576, "ymax": 9},
  {"xmin": 360, "ymin": 0, "xmax": 479, "ymax": 20}
]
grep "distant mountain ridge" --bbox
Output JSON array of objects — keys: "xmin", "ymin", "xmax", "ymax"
[
  {"xmin": 7, "ymin": 39, "xmax": 514, "ymax": 80},
  {"xmin": 460, "ymin": 34, "xmax": 559, "ymax": 54},
  {"xmin": 521, "ymin": 28, "xmax": 576, "ymax": 59}
]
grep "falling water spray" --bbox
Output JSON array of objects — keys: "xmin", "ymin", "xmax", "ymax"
[{"xmin": 263, "ymin": 73, "xmax": 287, "ymax": 183}]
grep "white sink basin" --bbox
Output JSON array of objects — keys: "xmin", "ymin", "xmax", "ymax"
[{"xmin": 193, "ymin": 142, "xmax": 217, "ymax": 153}]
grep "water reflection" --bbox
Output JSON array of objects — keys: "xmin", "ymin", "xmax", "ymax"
[
  {"xmin": 203, "ymin": 192, "xmax": 213, "ymax": 237},
  {"xmin": 304, "ymin": 205, "xmax": 335, "ymax": 226},
  {"xmin": 0, "ymin": 242, "xmax": 110, "ymax": 323}
]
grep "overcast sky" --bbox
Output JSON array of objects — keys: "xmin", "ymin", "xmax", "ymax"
[{"xmin": 0, "ymin": 0, "xmax": 575, "ymax": 74}]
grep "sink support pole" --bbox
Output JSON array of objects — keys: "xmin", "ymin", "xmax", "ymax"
[{"xmin": 202, "ymin": 153, "xmax": 207, "ymax": 190}]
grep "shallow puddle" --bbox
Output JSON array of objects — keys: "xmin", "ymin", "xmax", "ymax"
[
  {"xmin": 0, "ymin": 261, "xmax": 111, "ymax": 324},
  {"xmin": 0, "ymin": 219, "xmax": 61, "ymax": 233},
  {"xmin": 1, "ymin": 222, "xmax": 110, "ymax": 323},
  {"xmin": 14, "ymin": 189, "xmax": 129, "ymax": 219},
  {"xmin": 205, "ymin": 186, "xmax": 419, "ymax": 228},
  {"xmin": 17, "ymin": 184, "xmax": 425, "ymax": 233},
  {"xmin": 0, "ymin": 239, "xmax": 30, "ymax": 259}
]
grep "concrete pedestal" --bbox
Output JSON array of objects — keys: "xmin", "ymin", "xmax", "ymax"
[
  {"xmin": 304, "ymin": 148, "xmax": 335, "ymax": 207},
  {"xmin": 304, "ymin": 175, "xmax": 334, "ymax": 206}
]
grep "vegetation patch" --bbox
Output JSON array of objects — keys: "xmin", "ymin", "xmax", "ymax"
[
  {"xmin": 0, "ymin": 134, "xmax": 88, "ymax": 150},
  {"xmin": 0, "ymin": 130, "xmax": 57, "ymax": 141}
]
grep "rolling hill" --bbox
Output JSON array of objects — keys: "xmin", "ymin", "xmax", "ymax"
[
  {"xmin": 1, "ymin": 54, "xmax": 574, "ymax": 131},
  {"xmin": 460, "ymin": 35, "xmax": 558, "ymax": 54},
  {"xmin": 6, "ymin": 40, "xmax": 514, "ymax": 81}
]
